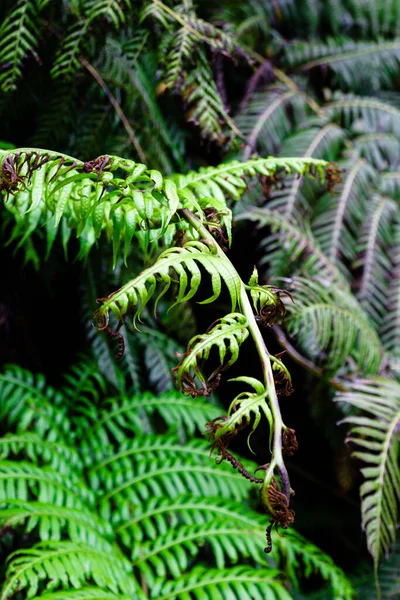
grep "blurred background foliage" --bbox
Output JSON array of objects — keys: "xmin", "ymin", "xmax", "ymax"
[{"xmin": 0, "ymin": 0, "xmax": 400, "ymax": 598}]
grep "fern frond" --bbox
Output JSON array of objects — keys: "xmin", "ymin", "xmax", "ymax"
[
  {"xmin": 354, "ymin": 134, "xmax": 400, "ymax": 171},
  {"xmin": 237, "ymin": 207, "xmax": 347, "ymax": 288},
  {"xmin": 0, "ymin": 0, "xmax": 41, "ymax": 92},
  {"xmin": 327, "ymin": 95, "xmax": 400, "ymax": 136},
  {"xmin": 51, "ymin": 0, "xmax": 131, "ymax": 80},
  {"xmin": 131, "ymin": 519, "xmax": 266, "ymax": 585},
  {"xmin": 0, "ymin": 500, "xmax": 113, "ymax": 549},
  {"xmin": 0, "ymin": 366, "xmax": 70, "ymax": 441},
  {"xmin": 336, "ymin": 378, "xmax": 400, "ymax": 567},
  {"xmin": 312, "ymin": 158, "xmax": 376, "ymax": 265},
  {"xmin": 286, "ymin": 38, "xmax": 400, "ymax": 92},
  {"xmin": 96, "ymin": 453, "xmax": 251, "ymax": 519},
  {"xmin": 172, "ymin": 313, "xmax": 249, "ymax": 395},
  {"xmin": 382, "ymin": 218, "xmax": 400, "ymax": 365},
  {"xmin": 285, "ymin": 278, "xmax": 383, "ymax": 374},
  {"xmin": 85, "ymin": 391, "xmax": 221, "ymax": 449},
  {"xmin": 1, "ymin": 541, "xmax": 137, "ymax": 600},
  {"xmin": 355, "ymin": 195, "xmax": 397, "ymax": 329},
  {"xmin": 0, "ymin": 461, "xmax": 94, "ymax": 509},
  {"xmin": 379, "ymin": 172, "xmax": 400, "ymax": 200},
  {"xmin": 21, "ymin": 589, "xmax": 131, "ymax": 600},
  {"xmin": 269, "ymin": 123, "xmax": 345, "ymax": 218},
  {"xmin": 237, "ymin": 88, "xmax": 306, "ymax": 158},
  {"xmin": 0, "ymin": 433, "xmax": 82, "ymax": 474},
  {"xmin": 153, "ymin": 566, "xmax": 291, "ymax": 600},
  {"xmin": 93, "ymin": 241, "xmax": 241, "ymax": 329}
]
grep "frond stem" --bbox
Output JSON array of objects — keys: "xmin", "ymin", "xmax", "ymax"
[{"xmin": 180, "ymin": 208, "xmax": 289, "ymax": 498}]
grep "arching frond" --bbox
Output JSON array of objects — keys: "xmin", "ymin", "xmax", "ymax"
[
  {"xmin": 286, "ymin": 38, "xmax": 400, "ymax": 93},
  {"xmin": 1, "ymin": 542, "xmax": 138, "ymax": 600},
  {"xmin": 354, "ymin": 195, "xmax": 397, "ymax": 329},
  {"xmin": 354, "ymin": 134, "xmax": 400, "ymax": 171},
  {"xmin": 152, "ymin": 566, "xmax": 291, "ymax": 600},
  {"xmin": 336, "ymin": 378, "xmax": 400, "ymax": 568},
  {"xmin": 382, "ymin": 218, "xmax": 400, "ymax": 367},
  {"xmin": 172, "ymin": 313, "xmax": 249, "ymax": 395},
  {"xmin": 270, "ymin": 123, "xmax": 345, "ymax": 218},
  {"xmin": 236, "ymin": 88, "xmax": 306, "ymax": 158},
  {"xmin": 0, "ymin": 500, "xmax": 113, "ymax": 549},
  {"xmin": 327, "ymin": 95, "xmax": 400, "ymax": 137},
  {"xmin": 312, "ymin": 158, "xmax": 376, "ymax": 265},
  {"xmin": 0, "ymin": 0, "xmax": 42, "ymax": 93},
  {"xmin": 285, "ymin": 278, "xmax": 383, "ymax": 374},
  {"xmin": 237, "ymin": 207, "xmax": 347, "ymax": 288}
]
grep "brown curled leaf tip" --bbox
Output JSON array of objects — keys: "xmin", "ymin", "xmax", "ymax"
[
  {"xmin": 282, "ymin": 428, "xmax": 298, "ymax": 456},
  {"xmin": 83, "ymin": 155, "xmax": 111, "ymax": 174},
  {"xmin": 104, "ymin": 326, "xmax": 125, "ymax": 360},
  {"xmin": 261, "ymin": 478, "xmax": 295, "ymax": 553}
]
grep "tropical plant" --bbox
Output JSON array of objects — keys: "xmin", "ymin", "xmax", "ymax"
[
  {"xmin": 0, "ymin": 362, "xmax": 353, "ymax": 600},
  {"xmin": 1, "ymin": 0, "xmax": 400, "ymax": 597},
  {"xmin": 0, "ymin": 146, "xmax": 338, "ymax": 555}
]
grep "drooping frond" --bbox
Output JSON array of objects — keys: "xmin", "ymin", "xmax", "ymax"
[
  {"xmin": 236, "ymin": 87, "xmax": 306, "ymax": 158},
  {"xmin": 93, "ymin": 241, "xmax": 241, "ymax": 330},
  {"xmin": 0, "ymin": 149, "xmax": 332, "ymax": 264},
  {"xmin": 354, "ymin": 195, "xmax": 397, "ymax": 329},
  {"xmin": 354, "ymin": 134, "xmax": 400, "ymax": 171},
  {"xmin": 312, "ymin": 158, "xmax": 376, "ymax": 265},
  {"xmin": 51, "ymin": 0, "xmax": 131, "ymax": 80},
  {"xmin": 152, "ymin": 566, "xmax": 292, "ymax": 600},
  {"xmin": 172, "ymin": 313, "xmax": 249, "ymax": 395},
  {"xmin": 269, "ymin": 123, "xmax": 345, "ymax": 218},
  {"xmin": 286, "ymin": 38, "xmax": 400, "ymax": 93},
  {"xmin": 379, "ymin": 172, "xmax": 400, "ymax": 200},
  {"xmin": 382, "ymin": 218, "xmax": 400, "ymax": 367},
  {"xmin": 237, "ymin": 207, "xmax": 347, "ymax": 288},
  {"xmin": 1, "ymin": 542, "xmax": 139, "ymax": 600},
  {"xmin": 284, "ymin": 277, "xmax": 383, "ymax": 374},
  {"xmin": 336, "ymin": 378, "xmax": 400, "ymax": 567},
  {"xmin": 327, "ymin": 95, "xmax": 400, "ymax": 137},
  {"xmin": 0, "ymin": 0, "xmax": 42, "ymax": 93}
]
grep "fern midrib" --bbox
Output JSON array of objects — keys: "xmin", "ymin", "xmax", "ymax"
[
  {"xmin": 368, "ymin": 410, "xmax": 400, "ymax": 564},
  {"xmin": 155, "ymin": 571, "xmax": 280, "ymax": 600},
  {"xmin": 1, "ymin": 1, "xmax": 31, "ymax": 85},
  {"xmin": 92, "ymin": 441, "xmax": 211, "ymax": 471},
  {"xmin": 284, "ymin": 125, "xmax": 341, "ymax": 219},
  {"xmin": 132, "ymin": 524, "xmax": 262, "ymax": 565},
  {"xmin": 301, "ymin": 39, "xmax": 400, "ymax": 71},
  {"xmin": 101, "ymin": 464, "xmax": 247, "ymax": 502},
  {"xmin": 1, "ymin": 545, "xmax": 126, "ymax": 600},
  {"xmin": 329, "ymin": 159, "xmax": 366, "ymax": 261},
  {"xmin": 116, "ymin": 499, "xmax": 263, "ymax": 532},
  {"xmin": 243, "ymin": 91, "xmax": 295, "ymax": 159},
  {"xmin": 328, "ymin": 98, "xmax": 400, "ymax": 120},
  {"xmin": 358, "ymin": 197, "xmax": 389, "ymax": 305}
]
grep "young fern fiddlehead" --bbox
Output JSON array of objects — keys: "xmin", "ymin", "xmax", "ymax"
[{"xmin": 0, "ymin": 147, "xmax": 339, "ymax": 552}]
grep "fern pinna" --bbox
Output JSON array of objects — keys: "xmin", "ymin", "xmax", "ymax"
[
  {"xmin": 0, "ymin": 362, "xmax": 353, "ymax": 599},
  {"xmin": 0, "ymin": 148, "xmax": 339, "ymax": 555}
]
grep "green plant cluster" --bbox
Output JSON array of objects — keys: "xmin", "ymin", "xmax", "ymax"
[{"xmin": 0, "ymin": 1, "xmax": 400, "ymax": 599}]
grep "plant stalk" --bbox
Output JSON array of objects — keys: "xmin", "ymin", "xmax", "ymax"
[{"xmin": 180, "ymin": 208, "xmax": 289, "ymax": 498}]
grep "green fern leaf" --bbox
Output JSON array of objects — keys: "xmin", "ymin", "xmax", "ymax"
[
  {"xmin": 285, "ymin": 278, "xmax": 383, "ymax": 374},
  {"xmin": 153, "ymin": 566, "xmax": 292, "ymax": 600},
  {"xmin": 336, "ymin": 378, "xmax": 400, "ymax": 568}
]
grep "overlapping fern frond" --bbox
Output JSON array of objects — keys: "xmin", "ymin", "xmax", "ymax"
[
  {"xmin": 336, "ymin": 379, "xmax": 400, "ymax": 569},
  {"xmin": 0, "ymin": 362, "xmax": 353, "ymax": 600}
]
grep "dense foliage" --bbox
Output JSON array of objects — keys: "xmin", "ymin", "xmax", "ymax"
[{"xmin": 0, "ymin": 1, "xmax": 400, "ymax": 599}]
